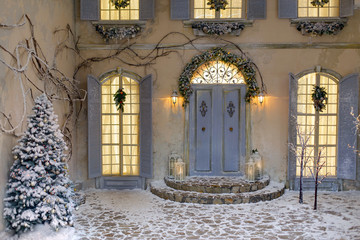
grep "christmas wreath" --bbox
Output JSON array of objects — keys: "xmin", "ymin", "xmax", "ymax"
[
  {"xmin": 114, "ymin": 88, "xmax": 127, "ymax": 112},
  {"xmin": 311, "ymin": 86, "xmax": 328, "ymax": 112},
  {"xmin": 311, "ymin": 0, "xmax": 329, "ymax": 7},
  {"xmin": 110, "ymin": 0, "xmax": 130, "ymax": 9},
  {"xmin": 207, "ymin": 0, "xmax": 228, "ymax": 11}
]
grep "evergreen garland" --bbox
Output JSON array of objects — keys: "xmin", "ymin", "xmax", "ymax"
[
  {"xmin": 95, "ymin": 25, "xmax": 141, "ymax": 42},
  {"xmin": 207, "ymin": 0, "xmax": 228, "ymax": 11},
  {"xmin": 296, "ymin": 21, "xmax": 345, "ymax": 36},
  {"xmin": 178, "ymin": 48, "xmax": 259, "ymax": 106},
  {"xmin": 311, "ymin": 85, "xmax": 328, "ymax": 112},
  {"xmin": 192, "ymin": 22, "xmax": 245, "ymax": 35},
  {"xmin": 110, "ymin": 0, "xmax": 130, "ymax": 9},
  {"xmin": 114, "ymin": 88, "xmax": 127, "ymax": 112},
  {"xmin": 311, "ymin": 0, "xmax": 329, "ymax": 7}
]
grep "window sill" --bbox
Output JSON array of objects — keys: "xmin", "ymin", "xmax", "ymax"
[
  {"xmin": 92, "ymin": 20, "xmax": 147, "ymax": 27},
  {"xmin": 184, "ymin": 19, "xmax": 253, "ymax": 36},
  {"xmin": 290, "ymin": 17, "xmax": 347, "ymax": 24}
]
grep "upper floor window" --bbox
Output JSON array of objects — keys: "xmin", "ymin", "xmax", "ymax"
[
  {"xmin": 100, "ymin": 0, "xmax": 139, "ymax": 20},
  {"xmin": 193, "ymin": 0, "xmax": 245, "ymax": 19},
  {"xmin": 298, "ymin": 0, "xmax": 339, "ymax": 18}
]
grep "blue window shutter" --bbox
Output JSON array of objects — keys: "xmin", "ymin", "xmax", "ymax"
[
  {"xmin": 171, "ymin": 0, "xmax": 190, "ymax": 20},
  {"xmin": 140, "ymin": 0, "xmax": 155, "ymax": 20},
  {"xmin": 247, "ymin": 0, "xmax": 266, "ymax": 20},
  {"xmin": 338, "ymin": 73, "xmax": 359, "ymax": 180},
  {"xmin": 80, "ymin": 0, "xmax": 100, "ymax": 21},
  {"xmin": 140, "ymin": 74, "xmax": 153, "ymax": 178},
  {"xmin": 87, "ymin": 75, "xmax": 102, "ymax": 178},
  {"xmin": 340, "ymin": 0, "xmax": 354, "ymax": 17},
  {"xmin": 288, "ymin": 73, "xmax": 298, "ymax": 188},
  {"xmin": 278, "ymin": 0, "xmax": 297, "ymax": 19}
]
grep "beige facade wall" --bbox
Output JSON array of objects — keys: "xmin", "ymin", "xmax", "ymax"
[
  {"xmin": 76, "ymin": 1, "xmax": 360, "ymax": 183},
  {"xmin": 0, "ymin": 0, "xmax": 76, "ymax": 231},
  {"xmin": 0, "ymin": 0, "xmax": 359, "ymax": 231}
]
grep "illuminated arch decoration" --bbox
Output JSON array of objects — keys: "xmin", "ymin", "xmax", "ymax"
[{"xmin": 178, "ymin": 48, "xmax": 259, "ymax": 106}]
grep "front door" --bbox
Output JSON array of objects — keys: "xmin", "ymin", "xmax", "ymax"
[{"xmin": 189, "ymin": 85, "xmax": 246, "ymax": 176}]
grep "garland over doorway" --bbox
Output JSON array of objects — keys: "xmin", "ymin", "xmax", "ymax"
[{"xmin": 178, "ymin": 48, "xmax": 260, "ymax": 106}]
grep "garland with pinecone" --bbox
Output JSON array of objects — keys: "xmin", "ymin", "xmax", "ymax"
[
  {"xmin": 114, "ymin": 88, "xmax": 127, "ymax": 112},
  {"xmin": 311, "ymin": 85, "xmax": 328, "ymax": 112},
  {"xmin": 311, "ymin": 0, "xmax": 329, "ymax": 7},
  {"xmin": 207, "ymin": 0, "xmax": 228, "ymax": 11},
  {"xmin": 110, "ymin": 0, "xmax": 130, "ymax": 10}
]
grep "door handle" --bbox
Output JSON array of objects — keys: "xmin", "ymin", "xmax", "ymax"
[
  {"xmin": 229, "ymin": 127, "xmax": 233, "ymax": 132},
  {"xmin": 202, "ymin": 127, "xmax": 206, "ymax": 132}
]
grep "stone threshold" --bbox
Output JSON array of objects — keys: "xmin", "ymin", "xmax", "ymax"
[
  {"xmin": 164, "ymin": 176, "xmax": 270, "ymax": 193},
  {"xmin": 150, "ymin": 180, "xmax": 285, "ymax": 204}
]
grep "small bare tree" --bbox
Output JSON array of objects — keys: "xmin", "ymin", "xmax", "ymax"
[
  {"xmin": 309, "ymin": 148, "xmax": 328, "ymax": 210},
  {"xmin": 290, "ymin": 123, "xmax": 314, "ymax": 204}
]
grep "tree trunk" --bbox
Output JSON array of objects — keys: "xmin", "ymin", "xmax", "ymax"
[{"xmin": 314, "ymin": 171, "xmax": 318, "ymax": 210}]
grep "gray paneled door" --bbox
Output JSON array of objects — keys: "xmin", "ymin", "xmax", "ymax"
[{"xmin": 189, "ymin": 85, "xmax": 246, "ymax": 176}]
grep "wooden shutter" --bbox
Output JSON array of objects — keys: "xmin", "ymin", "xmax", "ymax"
[
  {"xmin": 171, "ymin": 0, "xmax": 190, "ymax": 20},
  {"xmin": 288, "ymin": 73, "xmax": 298, "ymax": 187},
  {"xmin": 338, "ymin": 73, "xmax": 359, "ymax": 180},
  {"xmin": 80, "ymin": 0, "xmax": 100, "ymax": 21},
  {"xmin": 139, "ymin": 74, "xmax": 153, "ymax": 178},
  {"xmin": 340, "ymin": 0, "xmax": 354, "ymax": 17},
  {"xmin": 87, "ymin": 75, "xmax": 102, "ymax": 178},
  {"xmin": 247, "ymin": 0, "xmax": 266, "ymax": 20},
  {"xmin": 140, "ymin": 0, "xmax": 155, "ymax": 20},
  {"xmin": 278, "ymin": 0, "xmax": 297, "ymax": 19}
]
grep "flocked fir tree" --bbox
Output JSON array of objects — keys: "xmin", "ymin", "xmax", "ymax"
[{"xmin": 3, "ymin": 94, "xmax": 74, "ymax": 234}]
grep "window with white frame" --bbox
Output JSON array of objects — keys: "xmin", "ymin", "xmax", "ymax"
[
  {"xmin": 298, "ymin": 0, "xmax": 340, "ymax": 18},
  {"xmin": 100, "ymin": 0, "xmax": 139, "ymax": 20},
  {"xmin": 101, "ymin": 73, "xmax": 140, "ymax": 176},
  {"xmin": 296, "ymin": 72, "xmax": 338, "ymax": 177},
  {"xmin": 193, "ymin": 0, "xmax": 245, "ymax": 19}
]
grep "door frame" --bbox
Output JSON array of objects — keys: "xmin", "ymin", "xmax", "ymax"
[{"xmin": 186, "ymin": 84, "xmax": 247, "ymax": 176}]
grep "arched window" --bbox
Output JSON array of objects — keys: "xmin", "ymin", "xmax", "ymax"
[
  {"xmin": 296, "ymin": 72, "xmax": 338, "ymax": 177},
  {"xmin": 191, "ymin": 60, "xmax": 245, "ymax": 84},
  {"xmin": 101, "ymin": 73, "xmax": 140, "ymax": 176}
]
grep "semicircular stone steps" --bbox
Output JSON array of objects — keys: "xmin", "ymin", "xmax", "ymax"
[
  {"xmin": 165, "ymin": 176, "xmax": 270, "ymax": 193},
  {"xmin": 150, "ymin": 176, "xmax": 285, "ymax": 204}
]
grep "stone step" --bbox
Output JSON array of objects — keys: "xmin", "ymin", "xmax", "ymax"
[
  {"xmin": 165, "ymin": 176, "xmax": 270, "ymax": 193},
  {"xmin": 150, "ymin": 180, "xmax": 285, "ymax": 204}
]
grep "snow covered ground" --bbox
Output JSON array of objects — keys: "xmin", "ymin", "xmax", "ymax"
[{"xmin": 1, "ymin": 188, "xmax": 360, "ymax": 239}]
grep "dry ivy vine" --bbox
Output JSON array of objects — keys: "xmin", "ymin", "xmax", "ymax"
[
  {"xmin": 0, "ymin": 15, "xmax": 86, "ymax": 160},
  {"xmin": 1, "ymin": 15, "xmax": 266, "ymax": 162}
]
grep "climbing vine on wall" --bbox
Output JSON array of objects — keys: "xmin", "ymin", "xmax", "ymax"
[{"xmin": 178, "ymin": 48, "xmax": 259, "ymax": 106}]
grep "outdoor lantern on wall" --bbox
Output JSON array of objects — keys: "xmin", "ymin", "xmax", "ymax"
[
  {"xmin": 246, "ymin": 158, "xmax": 256, "ymax": 182},
  {"xmin": 168, "ymin": 152, "xmax": 181, "ymax": 178},
  {"xmin": 171, "ymin": 90, "xmax": 178, "ymax": 106},
  {"xmin": 174, "ymin": 158, "xmax": 186, "ymax": 181},
  {"xmin": 258, "ymin": 92, "xmax": 265, "ymax": 105}
]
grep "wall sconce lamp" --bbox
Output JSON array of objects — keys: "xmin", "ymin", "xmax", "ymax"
[
  {"xmin": 171, "ymin": 90, "xmax": 178, "ymax": 106},
  {"xmin": 258, "ymin": 92, "xmax": 265, "ymax": 105}
]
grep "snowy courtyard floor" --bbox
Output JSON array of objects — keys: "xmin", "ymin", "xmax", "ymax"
[{"xmin": 73, "ymin": 188, "xmax": 360, "ymax": 240}]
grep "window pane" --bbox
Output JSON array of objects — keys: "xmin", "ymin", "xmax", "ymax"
[
  {"xmin": 102, "ymin": 156, "xmax": 111, "ymax": 165},
  {"xmin": 194, "ymin": 0, "xmax": 205, "ymax": 8},
  {"xmin": 112, "ymin": 165, "xmax": 120, "ymax": 175},
  {"xmin": 103, "ymin": 165, "xmax": 111, "ymax": 175},
  {"xmin": 232, "ymin": 0, "xmax": 242, "ymax": 8}
]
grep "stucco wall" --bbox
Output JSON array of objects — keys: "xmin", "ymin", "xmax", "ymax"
[
  {"xmin": 0, "ymin": 0, "xmax": 76, "ymax": 231},
  {"xmin": 75, "ymin": 1, "xmax": 360, "ymax": 183}
]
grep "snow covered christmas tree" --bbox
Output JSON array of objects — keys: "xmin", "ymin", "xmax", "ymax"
[{"xmin": 3, "ymin": 94, "xmax": 74, "ymax": 234}]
